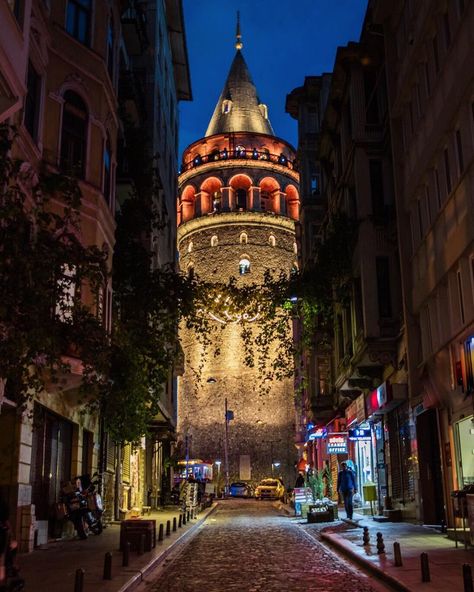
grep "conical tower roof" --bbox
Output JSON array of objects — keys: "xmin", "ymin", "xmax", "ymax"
[{"xmin": 205, "ymin": 49, "xmax": 275, "ymax": 137}]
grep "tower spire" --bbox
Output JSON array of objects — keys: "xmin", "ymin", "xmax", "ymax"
[{"xmin": 235, "ymin": 11, "xmax": 243, "ymax": 50}]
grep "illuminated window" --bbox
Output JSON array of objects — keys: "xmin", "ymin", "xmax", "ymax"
[
  {"xmin": 239, "ymin": 258, "xmax": 250, "ymax": 275},
  {"xmin": 240, "ymin": 232, "xmax": 248, "ymax": 245},
  {"xmin": 293, "ymin": 242, "xmax": 298, "ymax": 254},
  {"xmin": 211, "ymin": 235, "xmax": 218, "ymax": 247},
  {"xmin": 66, "ymin": 0, "xmax": 92, "ymax": 45},
  {"xmin": 222, "ymin": 100, "xmax": 232, "ymax": 114},
  {"xmin": 269, "ymin": 235, "xmax": 276, "ymax": 247},
  {"xmin": 187, "ymin": 241, "xmax": 193, "ymax": 253}
]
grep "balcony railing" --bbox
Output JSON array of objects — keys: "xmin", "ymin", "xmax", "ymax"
[{"xmin": 180, "ymin": 148, "xmax": 298, "ymax": 174}]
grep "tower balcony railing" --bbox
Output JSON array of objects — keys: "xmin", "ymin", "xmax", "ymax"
[{"xmin": 180, "ymin": 148, "xmax": 298, "ymax": 174}]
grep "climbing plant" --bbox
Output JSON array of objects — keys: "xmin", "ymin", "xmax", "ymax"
[{"xmin": 0, "ymin": 124, "xmax": 109, "ymax": 409}]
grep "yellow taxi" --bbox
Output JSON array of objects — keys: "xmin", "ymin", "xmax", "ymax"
[{"xmin": 254, "ymin": 478, "xmax": 285, "ymax": 500}]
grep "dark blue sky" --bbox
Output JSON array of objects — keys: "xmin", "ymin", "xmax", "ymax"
[{"xmin": 179, "ymin": 0, "xmax": 368, "ymax": 158}]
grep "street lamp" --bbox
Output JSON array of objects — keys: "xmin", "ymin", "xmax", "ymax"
[{"xmin": 272, "ymin": 461, "xmax": 281, "ymax": 476}]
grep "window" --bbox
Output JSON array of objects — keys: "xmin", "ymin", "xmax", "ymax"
[
  {"xmin": 235, "ymin": 188, "xmax": 247, "ymax": 210},
  {"xmin": 60, "ymin": 91, "xmax": 87, "ymax": 177},
  {"xmin": 269, "ymin": 235, "xmax": 276, "ymax": 247},
  {"xmin": 66, "ymin": 0, "xmax": 92, "ymax": 45},
  {"xmin": 432, "ymin": 35, "xmax": 440, "ymax": 74},
  {"xmin": 443, "ymin": 12, "xmax": 451, "ymax": 48},
  {"xmin": 7, "ymin": 0, "xmax": 22, "ymax": 22},
  {"xmin": 239, "ymin": 258, "xmax": 250, "ymax": 275},
  {"xmin": 211, "ymin": 235, "xmax": 218, "ymax": 247},
  {"xmin": 364, "ymin": 70, "xmax": 379, "ymax": 124},
  {"xmin": 187, "ymin": 263, "xmax": 194, "ymax": 279},
  {"xmin": 457, "ymin": 269, "xmax": 465, "ymax": 325},
  {"xmin": 222, "ymin": 100, "xmax": 232, "ymax": 114},
  {"xmin": 376, "ymin": 257, "xmax": 392, "ymax": 318},
  {"xmin": 424, "ymin": 185, "xmax": 432, "ymax": 226},
  {"xmin": 434, "ymin": 168, "xmax": 442, "ymax": 209},
  {"xmin": 260, "ymin": 190, "xmax": 270, "ymax": 211},
  {"xmin": 107, "ymin": 13, "xmax": 115, "ymax": 80},
  {"xmin": 369, "ymin": 159, "xmax": 385, "ymax": 218},
  {"xmin": 103, "ymin": 134, "xmax": 112, "ymax": 206},
  {"xmin": 24, "ymin": 61, "xmax": 41, "ymax": 141},
  {"xmin": 55, "ymin": 264, "xmax": 76, "ymax": 322},
  {"xmin": 455, "ymin": 130, "xmax": 464, "ymax": 175},
  {"xmin": 444, "ymin": 147, "xmax": 452, "ymax": 195},
  {"xmin": 239, "ymin": 232, "xmax": 248, "ymax": 245},
  {"xmin": 310, "ymin": 171, "xmax": 320, "ymax": 195},
  {"xmin": 187, "ymin": 241, "xmax": 193, "ymax": 253}
]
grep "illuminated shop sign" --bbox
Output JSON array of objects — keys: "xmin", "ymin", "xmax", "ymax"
[
  {"xmin": 308, "ymin": 428, "xmax": 326, "ymax": 441},
  {"xmin": 348, "ymin": 427, "xmax": 371, "ymax": 441},
  {"xmin": 327, "ymin": 434, "xmax": 347, "ymax": 454}
]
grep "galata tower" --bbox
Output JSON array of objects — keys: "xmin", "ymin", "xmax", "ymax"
[{"xmin": 177, "ymin": 22, "xmax": 300, "ymax": 488}]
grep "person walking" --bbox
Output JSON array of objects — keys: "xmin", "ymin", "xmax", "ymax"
[{"xmin": 337, "ymin": 461, "xmax": 357, "ymax": 520}]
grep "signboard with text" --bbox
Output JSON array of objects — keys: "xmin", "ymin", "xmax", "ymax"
[{"xmin": 327, "ymin": 433, "xmax": 348, "ymax": 455}]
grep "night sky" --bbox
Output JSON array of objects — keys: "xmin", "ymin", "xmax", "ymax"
[{"xmin": 179, "ymin": 0, "xmax": 368, "ymax": 158}]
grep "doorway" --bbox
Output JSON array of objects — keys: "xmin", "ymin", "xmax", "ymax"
[{"xmin": 416, "ymin": 408, "xmax": 444, "ymax": 524}]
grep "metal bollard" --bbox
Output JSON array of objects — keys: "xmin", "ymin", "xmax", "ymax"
[
  {"xmin": 173, "ymin": 517, "xmax": 177, "ymax": 532},
  {"xmin": 166, "ymin": 520, "xmax": 171, "ymax": 536},
  {"xmin": 376, "ymin": 532, "xmax": 385, "ymax": 554},
  {"xmin": 420, "ymin": 552, "xmax": 430, "ymax": 582},
  {"xmin": 122, "ymin": 541, "xmax": 130, "ymax": 567},
  {"xmin": 103, "ymin": 552, "xmax": 112, "ymax": 580},
  {"xmin": 74, "ymin": 568, "xmax": 85, "ymax": 592},
  {"xmin": 463, "ymin": 564, "xmax": 473, "ymax": 592},
  {"xmin": 158, "ymin": 523, "xmax": 164, "ymax": 542},
  {"xmin": 182, "ymin": 512, "xmax": 186, "ymax": 525},
  {"xmin": 362, "ymin": 527, "xmax": 370, "ymax": 546},
  {"xmin": 138, "ymin": 533, "xmax": 145, "ymax": 556},
  {"xmin": 178, "ymin": 514, "xmax": 182, "ymax": 528},
  {"xmin": 393, "ymin": 542, "xmax": 403, "ymax": 567}
]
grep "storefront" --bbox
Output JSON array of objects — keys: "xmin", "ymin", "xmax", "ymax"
[
  {"xmin": 345, "ymin": 394, "xmax": 375, "ymax": 506},
  {"xmin": 454, "ymin": 415, "xmax": 474, "ymax": 489}
]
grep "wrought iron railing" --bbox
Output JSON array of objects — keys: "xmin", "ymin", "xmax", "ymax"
[{"xmin": 180, "ymin": 148, "xmax": 298, "ymax": 173}]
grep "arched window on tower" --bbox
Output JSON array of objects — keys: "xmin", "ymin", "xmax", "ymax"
[
  {"xmin": 260, "ymin": 190, "xmax": 270, "ymax": 211},
  {"xmin": 222, "ymin": 100, "xmax": 232, "ymax": 114},
  {"xmin": 239, "ymin": 258, "xmax": 250, "ymax": 275},
  {"xmin": 211, "ymin": 235, "xmax": 218, "ymax": 247},
  {"xmin": 236, "ymin": 188, "xmax": 247, "ymax": 210},
  {"xmin": 240, "ymin": 232, "xmax": 248, "ymax": 245},
  {"xmin": 269, "ymin": 235, "xmax": 276, "ymax": 247},
  {"xmin": 187, "ymin": 241, "xmax": 193, "ymax": 253}
]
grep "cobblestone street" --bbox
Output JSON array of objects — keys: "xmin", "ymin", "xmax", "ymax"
[{"xmin": 139, "ymin": 500, "xmax": 389, "ymax": 592}]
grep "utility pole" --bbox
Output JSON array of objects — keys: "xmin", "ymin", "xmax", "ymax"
[{"xmin": 224, "ymin": 398, "xmax": 230, "ymax": 497}]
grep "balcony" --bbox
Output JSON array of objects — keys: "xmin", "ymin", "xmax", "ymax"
[{"xmin": 180, "ymin": 147, "xmax": 298, "ymax": 174}]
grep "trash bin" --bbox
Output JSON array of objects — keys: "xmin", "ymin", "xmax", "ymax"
[{"xmin": 363, "ymin": 482, "xmax": 377, "ymax": 516}]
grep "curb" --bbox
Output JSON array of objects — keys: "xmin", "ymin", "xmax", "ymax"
[
  {"xmin": 117, "ymin": 503, "xmax": 219, "ymax": 592},
  {"xmin": 272, "ymin": 500, "xmax": 293, "ymax": 516},
  {"xmin": 320, "ymin": 532, "xmax": 411, "ymax": 592}
]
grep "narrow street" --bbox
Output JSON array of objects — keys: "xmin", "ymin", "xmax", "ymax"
[{"xmin": 138, "ymin": 500, "xmax": 390, "ymax": 592}]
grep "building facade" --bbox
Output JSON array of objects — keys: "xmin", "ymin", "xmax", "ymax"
[
  {"xmin": 373, "ymin": 0, "xmax": 474, "ymax": 524},
  {"xmin": 177, "ymin": 36, "xmax": 300, "ymax": 488}
]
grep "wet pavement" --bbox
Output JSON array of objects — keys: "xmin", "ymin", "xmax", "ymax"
[{"xmin": 138, "ymin": 499, "xmax": 389, "ymax": 592}]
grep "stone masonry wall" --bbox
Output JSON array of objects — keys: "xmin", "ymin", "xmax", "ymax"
[{"xmin": 178, "ymin": 213, "xmax": 298, "ymax": 487}]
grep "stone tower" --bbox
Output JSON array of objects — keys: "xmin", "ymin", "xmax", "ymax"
[{"xmin": 177, "ymin": 25, "xmax": 300, "ymax": 487}]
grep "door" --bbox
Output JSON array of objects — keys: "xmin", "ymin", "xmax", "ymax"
[
  {"xmin": 416, "ymin": 408, "xmax": 445, "ymax": 524},
  {"xmin": 30, "ymin": 404, "xmax": 73, "ymax": 533}
]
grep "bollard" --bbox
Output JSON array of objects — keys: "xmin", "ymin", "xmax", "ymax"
[
  {"xmin": 103, "ymin": 552, "xmax": 112, "ymax": 580},
  {"xmin": 173, "ymin": 517, "xmax": 177, "ymax": 532},
  {"xmin": 393, "ymin": 542, "xmax": 403, "ymax": 567},
  {"xmin": 74, "ymin": 568, "xmax": 85, "ymax": 592},
  {"xmin": 178, "ymin": 514, "xmax": 182, "ymax": 528},
  {"xmin": 420, "ymin": 552, "xmax": 430, "ymax": 582},
  {"xmin": 166, "ymin": 520, "xmax": 171, "ymax": 536},
  {"xmin": 182, "ymin": 512, "xmax": 186, "ymax": 525},
  {"xmin": 122, "ymin": 541, "xmax": 130, "ymax": 567},
  {"xmin": 463, "ymin": 564, "xmax": 473, "ymax": 592},
  {"xmin": 362, "ymin": 527, "xmax": 370, "ymax": 546},
  {"xmin": 138, "ymin": 533, "xmax": 145, "ymax": 556},
  {"xmin": 376, "ymin": 532, "xmax": 385, "ymax": 554},
  {"xmin": 158, "ymin": 523, "xmax": 164, "ymax": 542},
  {"xmin": 187, "ymin": 510, "xmax": 190, "ymax": 522}
]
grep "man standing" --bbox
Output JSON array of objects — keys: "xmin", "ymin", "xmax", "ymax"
[{"xmin": 337, "ymin": 461, "xmax": 357, "ymax": 520}]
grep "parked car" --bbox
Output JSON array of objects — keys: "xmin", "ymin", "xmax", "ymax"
[
  {"xmin": 229, "ymin": 482, "xmax": 253, "ymax": 498},
  {"xmin": 254, "ymin": 478, "xmax": 285, "ymax": 500}
]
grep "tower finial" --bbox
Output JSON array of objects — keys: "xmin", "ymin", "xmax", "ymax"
[{"xmin": 235, "ymin": 11, "xmax": 243, "ymax": 50}]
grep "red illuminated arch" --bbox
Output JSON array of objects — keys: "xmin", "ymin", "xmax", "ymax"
[{"xmin": 285, "ymin": 184, "xmax": 300, "ymax": 221}]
